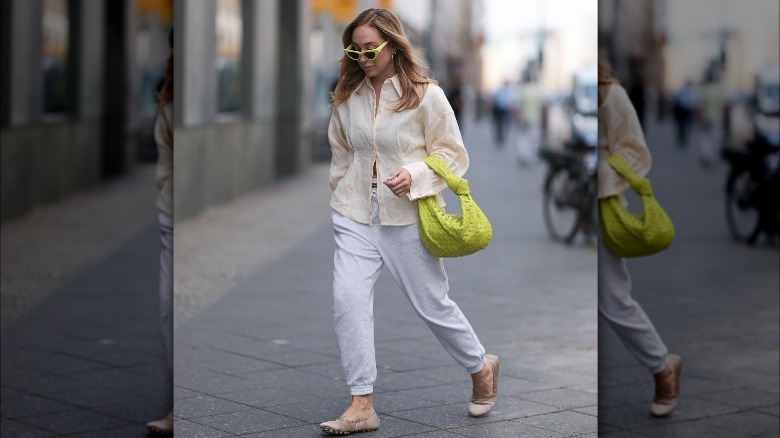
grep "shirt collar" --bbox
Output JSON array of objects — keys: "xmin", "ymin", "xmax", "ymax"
[{"xmin": 361, "ymin": 74, "xmax": 403, "ymax": 98}]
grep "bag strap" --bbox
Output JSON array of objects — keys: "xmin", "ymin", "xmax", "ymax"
[
  {"xmin": 423, "ymin": 155, "xmax": 469, "ymax": 195},
  {"xmin": 606, "ymin": 154, "xmax": 651, "ymax": 195}
]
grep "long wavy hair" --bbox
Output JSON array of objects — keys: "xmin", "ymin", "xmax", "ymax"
[
  {"xmin": 158, "ymin": 28, "xmax": 173, "ymax": 107},
  {"xmin": 598, "ymin": 62, "xmax": 617, "ymax": 107},
  {"xmin": 332, "ymin": 8, "xmax": 435, "ymax": 111}
]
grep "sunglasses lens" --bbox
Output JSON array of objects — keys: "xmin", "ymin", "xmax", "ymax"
[
  {"xmin": 346, "ymin": 52, "xmax": 359, "ymax": 60},
  {"xmin": 364, "ymin": 51, "xmax": 377, "ymax": 60}
]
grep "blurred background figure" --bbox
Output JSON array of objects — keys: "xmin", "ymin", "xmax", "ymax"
[
  {"xmin": 515, "ymin": 62, "xmax": 543, "ymax": 165},
  {"xmin": 492, "ymin": 80, "xmax": 515, "ymax": 146},
  {"xmin": 447, "ymin": 69, "xmax": 466, "ymax": 127},
  {"xmin": 697, "ymin": 64, "xmax": 725, "ymax": 166},
  {"xmin": 146, "ymin": 28, "xmax": 174, "ymax": 437},
  {"xmin": 673, "ymin": 79, "xmax": 698, "ymax": 148}
]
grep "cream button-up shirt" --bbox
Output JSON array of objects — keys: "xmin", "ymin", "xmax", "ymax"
[
  {"xmin": 154, "ymin": 104, "xmax": 173, "ymax": 216},
  {"xmin": 328, "ymin": 75, "xmax": 468, "ymax": 226},
  {"xmin": 598, "ymin": 83, "xmax": 652, "ymax": 201}
]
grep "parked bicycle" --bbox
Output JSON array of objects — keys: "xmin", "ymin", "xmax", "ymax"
[
  {"xmin": 722, "ymin": 64, "xmax": 779, "ymax": 245},
  {"xmin": 722, "ymin": 148, "xmax": 778, "ymax": 245},
  {"xmin": 540, "ymin": 145, "xmax": 598, "ymax": 244},
  {"xmin": 540, "ymin": 64, "xmax": 598, "ymax": 245}
]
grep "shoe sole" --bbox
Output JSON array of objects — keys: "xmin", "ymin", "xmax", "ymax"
[
  {"xmin": 147, "ymin": 426, "xmax": 173, "ymax": 436},
  {"xmin": 320, "ymin": 425, "xmax": 379, "ymax": 435}
]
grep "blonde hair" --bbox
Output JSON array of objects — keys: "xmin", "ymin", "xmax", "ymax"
[{"xmin": 332, "ymin": 8, "xmax": 436, "ymax": 111}]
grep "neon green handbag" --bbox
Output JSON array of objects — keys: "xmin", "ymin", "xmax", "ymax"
[
  {"xmin": 417, "ymin": 155, "xmax": 492, "ymax": 257},
  {"xmin": 599, "ymin": 154, "xmax": 675, "ymax": 257}
]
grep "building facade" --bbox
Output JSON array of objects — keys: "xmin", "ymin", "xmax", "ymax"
[{"xmin": 1, "ymin": 0, "xmax": 172, "ymax": 222}]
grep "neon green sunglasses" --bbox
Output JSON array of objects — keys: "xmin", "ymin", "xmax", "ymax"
[{"xmin": 344, "ymin": 41, "xmax": 389, "ymax": 61}]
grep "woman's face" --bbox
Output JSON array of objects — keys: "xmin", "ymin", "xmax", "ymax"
[{"xmin": 351, "ymin": 25, "xmax": 395, "ymax": 80}]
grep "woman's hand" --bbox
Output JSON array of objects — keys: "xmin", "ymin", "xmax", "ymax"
[{"xmin": 384, "ymin": 167, "xmax": 412, "ymax": 197}]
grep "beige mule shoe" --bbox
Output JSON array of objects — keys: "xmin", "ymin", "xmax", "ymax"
[
  {"xmin": 651, "ymin": 354, "xmax": 682, "ymax": 417},
  {"xmin": 319, "ymin": 412, "xmax": 380, "ymax": 435},
  {"xmin": 468, "ymin": 354, "xmax": 500, "ymax": 417},
  {"xmin": 146, "ymin": 411, "xmax": 173, "ymax": 436}
]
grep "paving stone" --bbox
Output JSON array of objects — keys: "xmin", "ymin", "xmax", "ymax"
[
  {"xmin": 216, "ymin": 387, "xmax": 323, "ymax": 409},
  {"xmin": 633, "ymin": 418, "xmax": 742, "ymax": 438},
  {"xmin": 45, "ymin": 386, "xmax": 145, "ymax": 409},
  {"xmin": 0, "ymin": 393, "xmax": 77, "ymax": 419},
  {"xmin": 372, "ymin": 390, "xmax": 446, "ymax": 413},
  {"xmin": 388, "ymin": 404, "xmax": 501, "ymax": 429},
  {"xmin": 512, "ymin": 410, "xmax": 598, "ymax": 436},
  {"xmin": 23, "ymin": 409, "xmax": 132, "ymax": 435},
  {"xmin": 519, "ymin": 388, "xmax": 598, "ymax": 410},
  {"xmin": 175, "ymin": 395, "xmax": 255, "ymax": 419},
  {"xmin": 697, "ymin": 387, "xmax": 780, "ymax": 409},
  {"xmin": 452, "ymin": 420, "xmax": 566, "ymax": 438},
  {"xmin": 174, "ymin": 419, "xmax": 235, "ymax": 437},
  {"xmin": 63, "ymin": 424, "xmax": 153, "ymax": 437},
  {"xmin": 699, "ymin": 411, "xmax": 780, "ymax": 436},
  {"xmin": 0, "ymin": 418, "xmax": 58, "ymax": 438},
  {"xmin": 263, "ymin": 399, "xmax": 352, "ymax": 424},
  {"xmin": 192, "ymin": 409, "xmax": 307, "ymax": 435},
  {"xmin": 400, "ymin": 431, "xmax": 470, "ymax": 438},
  {"xmin": 241, "ymin": 424, "xmax": 333, "ymax": 437}
]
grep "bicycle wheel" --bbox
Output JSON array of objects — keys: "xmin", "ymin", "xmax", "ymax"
[
  {"xmin": 726, "ymin": 169, "xmax": 761, "ymax": 242},
  {"xmin": 543, "ymin": 168, "xmax": 580, "ymax": 243}
]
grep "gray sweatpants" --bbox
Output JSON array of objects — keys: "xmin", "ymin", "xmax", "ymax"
[
  {"xmin": 598, "ymin": 232, "xmax": 668, "ymax": 374},
  {"xmin": 158, "ymin": 210, "xmax": 173, "ymax": 370},
  {"xmin": 332, "ymin": 194, "xmax": 486, "ymax": 395}
]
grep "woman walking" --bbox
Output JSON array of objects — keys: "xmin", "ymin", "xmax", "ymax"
[
  {"xmin": 598, "ymin": 63, "xmax": 682, "ymax": 417},
  {"xmin": 320, "ymin": 8, "xmax": 499, "ymax": 435},
  {"xmin": 146, "ymin": 29, "xmax": 174, "ymax": 436}
]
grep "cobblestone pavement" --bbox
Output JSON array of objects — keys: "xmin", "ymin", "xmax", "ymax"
[
  {"xmin": 597, "ymin": 118, "xmax": 780, "ymax": 437},
  {"xmin": 173, "ymin": 117, "xmax": 598, "ymax": 437}
]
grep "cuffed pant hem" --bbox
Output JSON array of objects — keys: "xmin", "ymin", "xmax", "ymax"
[
  {"xmin": 650, "ymin": 355, "xmax": 669, "ymax": 375},
  {"xmin": 467, "ymin": 355, "xmax": 488, "ymax": 375},
  {"xmin": 350, "ymin": 385, "xmax": 374, "ymax": 396}
]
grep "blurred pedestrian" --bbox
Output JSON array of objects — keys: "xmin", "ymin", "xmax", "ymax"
[
  {"xmin": 697, "ymin": 70, "xmax": 725, "ymax": 167},
  {"xmin": 492, "ymin": 80, "xmax": 514, "ymax": 146},
  {"xmin": 673, "ymin": 79, "xmax": 698, "ymax": 148},
  {"xmin": 515, "ymin": 72, "xmax": 542, "ymax": 166},
  {"xmin": 146, "ymin": 29, "xmax": 173, "ymax": 437},
  {"xmin": 598, "ymin": 63, "xmax": 682, "ymax": 418},
  {"xmin": 446, "ymin": 74, "xmax": 465, "ymax": 128},
  {"xmin": 322, "ymin": 8, "xmax": 499, "ymax": 435}
]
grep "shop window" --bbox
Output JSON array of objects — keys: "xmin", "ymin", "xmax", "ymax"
[
  {"xmin": 42, "ymin": 0, "xmax": 69, "ymax": 115},
  {"xmin": 216, "ymin": 0, "xmax": 242, "ymax": 113}
]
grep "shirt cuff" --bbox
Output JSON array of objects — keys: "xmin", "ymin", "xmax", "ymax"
[{"xmin": 402, "ymin": 161, "xmax": 434, "ymax": 201}]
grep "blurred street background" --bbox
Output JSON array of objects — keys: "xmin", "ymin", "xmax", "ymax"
[{"xmin": 598, "ymin": 0, "xmax": 779, "ymax": 436}]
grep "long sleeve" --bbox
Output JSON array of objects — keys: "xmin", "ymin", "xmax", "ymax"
[
  {"xmin": 403, "ymin": 88, "xmax": 469, "ymax": 201},
  {"xmin": 598, "ymin": 86, "xmax": 651, "ymax": 199},
  {"xmin": 154, "ymin": 104, "xmax": 173, "ymax": 215},
  {"xmin": 328, "ymin": 108, "xmax": 351, "ymax": 191}
]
